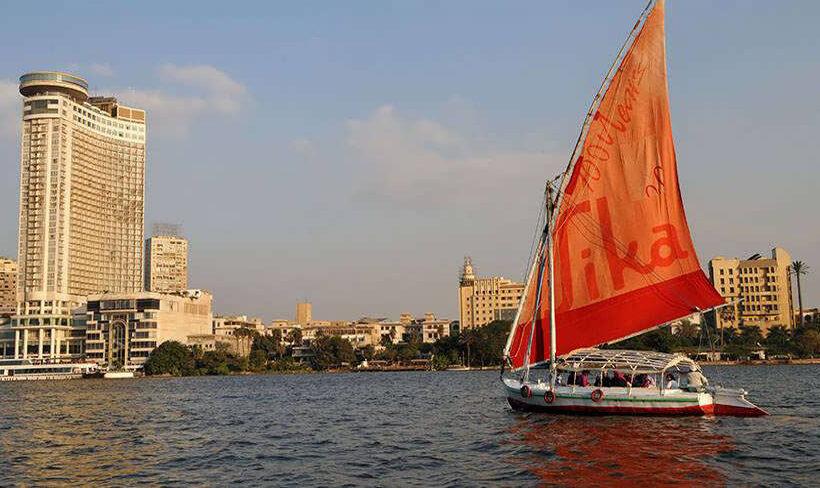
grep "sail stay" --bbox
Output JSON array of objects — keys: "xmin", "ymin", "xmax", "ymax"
[{"xmin": 505, "ymin": 0, "xmax": 723, "ymax": 370}]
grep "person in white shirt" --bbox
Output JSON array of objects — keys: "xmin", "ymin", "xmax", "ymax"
[{"xmin": 665, "ymin": 373, "xmax": 679, "ymax": 389}]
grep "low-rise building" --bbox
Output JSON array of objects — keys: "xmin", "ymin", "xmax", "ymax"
[
  {"xmin": 458, "ymin": 257, "xmax": 524, "ymax": 330},
  {"xmin": 0, "ymin": 257, "xmax": 16, "ymax": 317},
  {"xmin": 84, "ymin": 290, "xmax": 212, "ymax": 367},
  {"xmin": 212, "ymin": 315, "xmax": 265, "ymax": 336}
]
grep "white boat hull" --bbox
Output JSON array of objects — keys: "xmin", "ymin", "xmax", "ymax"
[
  {"xmin": 503, "ymin": 378, "xmax": 767, "ymax": 417},
  {"xmin": 103, "ymin": 371, "xmax": 135, "ymax": 379}
]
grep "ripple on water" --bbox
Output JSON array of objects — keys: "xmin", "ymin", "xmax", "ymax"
[{"xmin": 0, "ymin": 367, "xmax": 818, "ymax": 486}]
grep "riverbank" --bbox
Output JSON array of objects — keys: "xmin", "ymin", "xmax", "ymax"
[{"xmin": 700, "ymin": 358, "xmax": 820, "ymax": 366}]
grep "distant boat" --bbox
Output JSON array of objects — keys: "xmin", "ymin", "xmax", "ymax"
[
  {"xmin": 446, "ymin": 366, "xmax": 471, "ymax": 371},
  {"xmin": 103, "ymin": 370, "xmax": 135, "ymax": 379},
  {"xmin": 500, "ymin": 0, "xmax": 766, "ymax": 417},
  {"xmin": 0, "ymin": 358, "xmax": 98, "ymax": 381}
]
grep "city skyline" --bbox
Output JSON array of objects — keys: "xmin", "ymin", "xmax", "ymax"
[{"xmin": 1, "ymin": 1, "xmax": 818, "ymax": 320}]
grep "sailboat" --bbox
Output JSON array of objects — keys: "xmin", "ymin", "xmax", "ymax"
[{"xmin": 500, "ymin": 0, "xmax": 766, "ymax": 416}]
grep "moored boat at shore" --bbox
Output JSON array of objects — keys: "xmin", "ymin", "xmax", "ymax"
[{"xmin": 0, "ymin": 358, "xmax": 98, "ymax": 381}]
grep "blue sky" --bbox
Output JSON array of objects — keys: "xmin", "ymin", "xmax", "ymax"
[{"xmin": 1, "ymin": 1, "xmax": 818, "ymax": 321}]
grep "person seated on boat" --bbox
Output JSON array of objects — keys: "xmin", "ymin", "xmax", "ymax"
[
  {"xmin": 665, "ymin": 373, "xmax": 679, "ymax": 389},
  {"xmin": 573, "ymin": 370, "xmax": 590, "ymax": 387},
  {"xmin": 683, "ymin": 369, "xmax": 709, "ymax": 392},
  {"xmin": 612, "ymin": 371, "xmax": 629, "ymax": 387}
]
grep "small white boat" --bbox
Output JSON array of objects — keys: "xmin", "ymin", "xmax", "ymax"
[
  {"xmin": 103, "ymin": 370, "xmax": 135, "ymax": 379},
  {"xmin": 503, "ymin": 349, "xmax": 766, "ymax": 416}
]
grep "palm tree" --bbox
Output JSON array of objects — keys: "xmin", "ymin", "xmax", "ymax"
[{"xmin": 791, "ymin": 261, "xmax": 810, "ymax": 327}]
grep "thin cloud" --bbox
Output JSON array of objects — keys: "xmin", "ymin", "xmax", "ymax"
[
  {"xmin": 347, "ymin": 104, "xmax": 560, "ymax": 207},
  {"xmin": 89, "ymin": 63, "xmax": 114, "ymax": 77},
  {"xmin": 112, "ymin": 64, "xmax": 247, "ymax": 137}
]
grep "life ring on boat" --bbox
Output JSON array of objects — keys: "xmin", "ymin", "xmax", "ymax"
[
  {"xmin": 544, "ymin": 390, "xmax": 556, "ymax": 404},
  {"xmin": 591, "ymin": 389, "xmax": 605, "ymax": 403},
  {"xmin": 520, "ymin": 385, "xmax": 532, "ymax": 398}
]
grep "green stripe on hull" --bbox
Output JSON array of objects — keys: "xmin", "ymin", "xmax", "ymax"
[{"xmin": 555, "ymin": 394, "xmax": 699, "ymax": 403}]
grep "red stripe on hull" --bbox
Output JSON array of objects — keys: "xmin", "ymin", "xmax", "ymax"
[{"xmin": 508, "ymin": 397, "xmax": 766, "ymax": 417}]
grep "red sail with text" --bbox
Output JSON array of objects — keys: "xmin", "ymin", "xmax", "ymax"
[{"xmin": 508, "ymin": 0, "xmax": 723, "ymax": 369}]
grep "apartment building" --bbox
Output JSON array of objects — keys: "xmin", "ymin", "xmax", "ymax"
[
  {"xmin": 709, "ymin": 247, "xmax": 795, "ymax": 333},
  {"xmin": 458, "ymin": 257, "xmax": 524, "ymax": 329}
]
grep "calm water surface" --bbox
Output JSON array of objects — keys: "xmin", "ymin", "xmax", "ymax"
[{"xmin": 0, "ymin": 365, "xmax": 818, "ymax": 486}]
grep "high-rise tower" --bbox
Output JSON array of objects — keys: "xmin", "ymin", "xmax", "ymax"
[{"xmin": 4, "ymin": 71, "xmax": 146, "ymax": 360}]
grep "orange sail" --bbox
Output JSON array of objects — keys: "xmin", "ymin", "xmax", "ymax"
[{"xmin": 507, "ymin": 0, "xmax": 723, "ymax": 369}]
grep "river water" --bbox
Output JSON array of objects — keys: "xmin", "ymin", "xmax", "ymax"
[{"xmin": 0, "ymin": 365, "xmax": 817, "ymax": 486}]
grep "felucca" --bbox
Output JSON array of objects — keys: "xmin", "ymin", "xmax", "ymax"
[{"xmin": 500, "ymin": 0, "xmax": 766, "ymax": 417}]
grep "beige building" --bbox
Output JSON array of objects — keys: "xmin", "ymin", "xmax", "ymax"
[
  {"xmin": 84, "ymin": 290, "xmax": 211, "ymax": 367},
  {"xmin": 0, "ymin": 257, "xmax": 16, "ymax": 317},
  {"xmin": 296, "ymin": 301, "xmax": 312, "ymax": 325},
  {"xmin": 145, "ymin": 233, "xmax": 188, "ymax": 293},
  {"xmin": 7, "ymin": 72, "xmax": 146, "ymax": 360},
  {"xmin": 709, "ymin": 247, "xmax": 795, "ymax": 333},
  {"xmin": 212, "ymin": 315, "xmax": 265, "ymax": 336},
  {"xmin": 458, "ymin": 257, "xmax": 524, "ymax": 330}
]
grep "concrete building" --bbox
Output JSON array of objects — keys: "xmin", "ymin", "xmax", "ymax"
[
  {"xmin": 709, "ymin": 248, "xmax": 795, "ymax": 333},
  {"xmin": 0, "ymin": 257, "xmax": 16, "ymax": 317},
  {"xmin": 145, "ymin": 232, "xmax": 188, "ymax": 293},
  {"xmin": 296, "ymin": 302, "xmax": 312, "ymax": 325},
  {"xmin": 212, "ymin": 315, "xmax": 265, "ymax": 336},
  {"xmin": 458, "ymin": 257, "xmax": 524, "ymax": 329},
  {"xmin": 8, "ymin": 72, "xmax": 146, "ymax": 360},
  {"xmin": 84, "ymin": 290, "xmax": 211, "ymax": 367}
]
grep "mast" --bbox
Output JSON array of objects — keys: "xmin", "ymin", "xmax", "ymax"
[{"xmin": 546, "ymin": 183, "xmax": 557, "ymax": 379}]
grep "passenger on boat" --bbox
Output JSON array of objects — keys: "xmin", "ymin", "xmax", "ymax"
[
  {"xmin": 573, "ymin": 370, "xmax": 590, "ymax": 387},
  {"xmin": 684, "ymin": 369, "xmax": 708, "ymax": 392},
  {"xmin": 612, "ymin": 371, "xmax": 629, "ymax": 387},
  {"xmin": 632, "ymin": 374, "xmax": 656, "ymax": 388},
  {"xmin": 665, "ymin": 373, "xmax": 679, "ymax": 389}
]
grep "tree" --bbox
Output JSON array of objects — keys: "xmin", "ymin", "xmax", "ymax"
[
  {"xmin": 310, "ymin": 335, "xmax": 355, "ymax": 370},
  {"xmin": 252, "ymin": 332, "xmax": 283, "ymax": 359},
  {"xmin": 233, "ymin": 327, "xmax": 256, "ymax": 357},
  {"xmin": 144, "ymin": 341, "xmax": 195, "ymax": 376},
  {"xmin": 286, "ymin": 328, "xmax": 303, "ymax": 347},
  {"xmin": 249, "ymin": 350, "xmax": 268, "ymax": 372},
  {"xmin": 765, "ymin": 326, "xmax": 791, "ymax": 356},
  {"xmin": 791, "ymin": 261, "xmax": 810, "ymax": 327}
]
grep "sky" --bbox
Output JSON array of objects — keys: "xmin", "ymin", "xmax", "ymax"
[{"xmin": 0, "ymin": 1, "xmax": 818, "ymax": 322}]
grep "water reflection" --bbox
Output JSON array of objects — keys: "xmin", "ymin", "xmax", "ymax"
[{"xmin": 507, "ymin": 414, "xmax": 734, "ymax": 486}]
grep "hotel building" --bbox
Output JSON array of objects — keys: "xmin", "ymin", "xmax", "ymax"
[
  {"xmin": 1, "ymin": 71, "xmax": 146, "ymax": 360},
  {"xmin": 0, "ymin": 257, "xmax": 16, "ymax": 317},
  {"xmin": 458, "ymin": 257, "xmax": 524, "ymax": 330},
  {"xmin": 145, "ymin": 233, "xmax": 188, "ymax": 293},
  {"xmin": 84, "ymin": 290, "xmax": 211, "ymax": 367},
  {"xmin": 708, "ymin": 247, "xmax": 795, "ymax": 333}
]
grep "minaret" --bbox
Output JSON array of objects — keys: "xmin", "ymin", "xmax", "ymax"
[{"xmin": 460, "ymin": 256, "xmax": 476, "ymax": 286}]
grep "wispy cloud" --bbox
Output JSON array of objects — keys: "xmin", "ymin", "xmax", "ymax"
[
  {"xmin": 0, "ymin": 79, "xmax": 19, "ymax": 140},
  {"xmin": 347, "ymin": 105, "xmax": 559, "ymax": 207},
  {"xmin": 89, "ymin": 63, "xmax": 114, "ymax": 77},
  {"xmin": 113, "ymin": 64, "xmax": 247, "ymax": 137}
]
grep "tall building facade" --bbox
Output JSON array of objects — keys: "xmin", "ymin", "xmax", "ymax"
[
  {"xmin": 0, "ymin": 257, "xmax": 16, "ymax": 317},
  {"xmin": 458, "ymin": 257, "xmax": 524, "ymax": 329},
  {"xmin": 296, "ymin": 302, "xmax": 312, "ymax": 325},
  {"xmin": 145, "ymin": 234, "xmax": 188, "ymax": 293},
  {"xmin": 5, "ymin": 71, "xmax": 146, "ymax": 360},
  {"xmin": 709, "ymin": 247, "xmax": 795, "ymax": 333}
]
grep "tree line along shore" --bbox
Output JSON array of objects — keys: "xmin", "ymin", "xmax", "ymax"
[{"xmin": 141, "ymin": 318, "xmax": 820, "ymax": 377}]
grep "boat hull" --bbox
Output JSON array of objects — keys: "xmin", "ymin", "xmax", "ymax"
[{"xmin": 504, "ymin": 379, "xmax": 767, "ymax": 417}]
